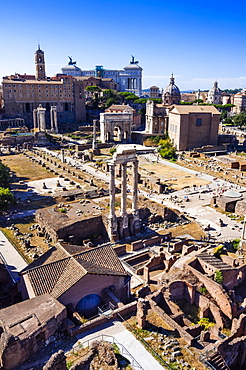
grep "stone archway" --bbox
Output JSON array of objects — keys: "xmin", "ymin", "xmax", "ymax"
[{"xmin": 113, "ymin": 125, "xmax": 122, "ymax": 141}]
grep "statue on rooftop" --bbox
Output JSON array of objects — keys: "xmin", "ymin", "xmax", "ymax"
[
  {"xmin": 68, "ymin": 56, "xmax": 76, "ymax": 65},
  {"xmin": 130, "ymin": 55, "xmax": 139, "ymax": 64}
]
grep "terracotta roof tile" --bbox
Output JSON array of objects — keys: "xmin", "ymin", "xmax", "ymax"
[{"xmin": 21, "ymin": 245, "xmax": 127, "ymax": 299}]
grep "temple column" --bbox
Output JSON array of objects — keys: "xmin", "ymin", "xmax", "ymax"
[
  {"xmin": 37, "ymin": 106, "xmax": 46, "ymax": 131},
  {"xmin": 121, "ymin": 163, "xmax": 127, "ymax": 216},
  {"xmin": 50, "ymin": 106, "xmax": 54, "ymax": 131},
  {"xmin": 33, "ymin": 109, "xmax": 37, "ymax": 130},
  {"xmin": 92, "ymin": 119, "xmax": 97, "ymax": 150},
  {"xmin": 121, "ymin": 163, "xmax": 130, "ymax": 238},
  {"xmin": 108, "ymin": 163, "xmax": 117, "ymax": 240},
  {"xmin": 53, "ymin": 106, "xmax": 58, "ymax": 133},
  {"xmin": 132, "ymin": 160, "xmax": 140, "ymax": 234}
]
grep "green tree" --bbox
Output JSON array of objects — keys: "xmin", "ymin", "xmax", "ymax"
[
  {"xmin": 0, "ymin": 187, "xmax": 15, "ymax": 213},
  {"xmin": 220, "ymin": 110, "xmax": 228, "ymax": 120},
  {"xmin": 0, "ymin": 162, "xmax": 11, "ymax": 188},
  {"xmin": 224, "ymin": 117, "xmax": 233, "ymax": 125},
  {"xmin": 157, "ymin": 138, "xmax": 176, "ymax": 160},
  {"xmin": 85, "ymin": 85, "xmax": 102, "ymax": 93},
  {"xmin": 233, "ymin": 112, "xmax": 246, "ymax": 128}
]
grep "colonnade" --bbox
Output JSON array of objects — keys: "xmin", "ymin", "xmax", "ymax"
[{"xmin": 108, "ymin": 149, "xmax": 140, "ymax": 240}]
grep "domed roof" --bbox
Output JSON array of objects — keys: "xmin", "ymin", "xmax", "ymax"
[
  {"xmin": 164, "ymin": 74, "xmax": 180, "ymax": 95},
  {"xmin": 76, "ymin": 294, "xmax": 102, "ymax": 318},
  {"xmin": 124, "ymin": 63, "xmax": 142, "ymax": 70},
  {"xmin": 223, "ymin": 190, "xmax": 242, "ymax": 198},
  {"xmin": 209, "ymin": 81, "xmax": 221, "ymax": 95},
  {"xmin": 124, "ymin": 56, "xmax": 142, "ymax": 70},
  {"xmin": 61, "ymin": 64, "xmax": 82, "ymax": 72}
]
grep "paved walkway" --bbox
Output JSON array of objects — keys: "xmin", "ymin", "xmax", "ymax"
[
  {"xmin": 0, "ymin": 230, "xmax": 27, "ymax": 281},
  {"xmin": 76, "ymin": 320, "xmax": 165, "ymax": 370}
]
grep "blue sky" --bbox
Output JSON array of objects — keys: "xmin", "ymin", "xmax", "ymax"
[{"xmin": 1, "ymin": 0, "xmax": 246, "ymax": 91}]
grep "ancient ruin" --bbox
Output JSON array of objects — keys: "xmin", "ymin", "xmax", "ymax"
[{"xmin": 108, "ymin": 147, "xmax": 140, "ymax": 241}]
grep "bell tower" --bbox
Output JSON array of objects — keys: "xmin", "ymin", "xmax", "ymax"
[{"xmin": 35, "ymin": 45, "xmax": 46, "ymax": 80}]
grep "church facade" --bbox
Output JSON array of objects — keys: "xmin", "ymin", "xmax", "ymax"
[{"xmin": 145, "ymin": 74, "xmax": 181, "ymax": 135}]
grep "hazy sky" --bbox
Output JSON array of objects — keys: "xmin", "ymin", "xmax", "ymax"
[{"xmin": 1, "ymin": 0, "xmax": 246, "ymax": 91}]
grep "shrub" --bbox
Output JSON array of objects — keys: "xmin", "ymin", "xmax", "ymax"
[
  {"xmin": 213, "ymin": 244, "xmax": 224, "ymax": 256},
  {"xmin": 215, "ymin": 270, "xmax": 223, "ymax": 284},
  {"xmin": 199, "ymin": 287, "xmax": 208, "ymax": 295},
  {"xmin": 198, "ymin": 318, "xmax": 215, "ymax": 331},
  {"xmin": 59, "ymin": 208, "xmax": 67, "ymax": 213},
  {"xmin": 232, "ymin": 239, "xmax": 240, "ymax": 251},
  {"xmin": 110, "ymin": 148, "xmax": 116, "ymax": 155}
]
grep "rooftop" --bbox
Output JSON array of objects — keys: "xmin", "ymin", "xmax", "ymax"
[{"xmin": 21, "ymin": 244, "xmax": 127, "ymax": 299}]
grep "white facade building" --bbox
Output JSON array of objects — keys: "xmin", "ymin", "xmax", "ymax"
[{"xmin": 62, "ymin": 56, "xmax": 142, "ymax": 96}]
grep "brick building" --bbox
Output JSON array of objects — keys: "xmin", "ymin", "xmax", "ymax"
[
  {"xmin": 168, "ymin": 105, "xmax": 220, "ymax": 150},
  {"xmin": 2, "ymin": 46, "xmax": 86, "ymax": 127},
  {"xmin": 20, "ymin": 244, "xmax": 129, "ymax": 308}
]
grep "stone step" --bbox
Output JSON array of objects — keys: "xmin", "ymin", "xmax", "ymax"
[{"xmin": 208, "ymin": 353, "xmax": 229, "ymax": 370}]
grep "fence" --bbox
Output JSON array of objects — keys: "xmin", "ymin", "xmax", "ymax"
[{"xmin": 78, "ymin": 334, "xmax": 144, "ymax": 370}]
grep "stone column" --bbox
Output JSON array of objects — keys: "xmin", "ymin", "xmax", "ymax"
[
  {"xmin": 108, "ymin": 163, "xmax": 117, "ymax": 240},
  {"xmin": 121, "ymin": 163, "xmax": 129, "ymax": 238},
  {"xmin": 61, "ymin": 149, "xmax": 65, "ymax": 163},
  {"xmin": 33, "ymin": 109, "xmax": 37, "ymax": 130},
  {"xmin": 132, "ymin": 160, "xmax": 140, "ymax": 234},
  {"xmin": 50, "ymin": 107, "xmax": 54, "ymax": 131},
  {"xmin": 37, "ymin": 106, "xmax": 46, "ymax": 131},
  {"xmin": 92, "ymin": 119, "xmax": 97, "ymax": 150},
  {"xmin": 53, "ymin": 106, "xmax": 58, "ymax": 133},
  {"xmin": 121, "ymin": 163, "xmax": 127, "ymax": 216}
]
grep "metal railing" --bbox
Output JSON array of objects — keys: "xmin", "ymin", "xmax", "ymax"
[
  {"xmin": 117, "ymin": 312, "xmax": 172, "ymax": 369},
  {"xmin": 78, "ymin": 334, "xmax": 144, "ymax": 370}
]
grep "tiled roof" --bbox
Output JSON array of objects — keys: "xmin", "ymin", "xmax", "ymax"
[
  {"xmin": 170, "ymin": 105, "xmax": 220, "ymax": 114},
  {"xmin": 21, "ymin": 245, "xmax": 127, "ymax": 299}
]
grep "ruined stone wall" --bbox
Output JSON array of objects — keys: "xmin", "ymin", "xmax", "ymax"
[
  {"xmin": 147, "ymin": 297, "xmax": 195, "ymax": 345},
  {"xmin": 0, "ymin": 309, "xmax": 66, "ymax": 370},
  {"xmin": 195, "ymin": 292, "xmax": 224, "ymax": 328},
  {"xmin": 185, "ymin": 263, "xmax": 232, "ymax": 319},
  {"xmin": 36, "ymin": 210, "xmax": 108, "ymax": 244}
]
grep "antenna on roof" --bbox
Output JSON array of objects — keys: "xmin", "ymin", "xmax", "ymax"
[{"xmin": 38, "ymin": 37, "xmax": 40, "ymax": 50}]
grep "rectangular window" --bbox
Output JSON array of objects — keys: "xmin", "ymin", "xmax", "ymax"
[{"xmin": 196, "ymin": 118, "xmax": 202, "ymax": 126}]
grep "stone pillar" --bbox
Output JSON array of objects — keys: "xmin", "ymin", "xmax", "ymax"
[
  {"xmin": 92, "ymin": 119, "xmax": 97, "ymax": 150},
  {"xmin": 61, "ymin": 149, "xmax": 65, "ymax": 163},
  {"xmin": 137, "ymin": 298, "xmax": 147, "ymax": 329},
  {"xmin": 121, "ymin": 163, "xmax": 129, "ymax": 238},
  {"xmin": 37, "ymin": 106, "xmax": 46, "ymax": 131},
  {"xmin": 50, "ymin": 107, "xmax": 54, "ymax": 131},
  {"xmin": 33, "ymin": 109, "xmax": 37, "ymax": 130},
  {"xmin": 121, "ymin": 163, "xmax": 127, "ymax": 216},
  {"xmin": 108, "ymin": 163, "xmax": 117, "ymax": 240},
  {"xmin": 92, "ymin": 119, "xmax": 100, "ymax": 154},
  {"xmin": 50, "ymin": 106, "xmax": 58, "ymax": 133},
  {"xmin": 132, "ymin": 160, "xmax": 140, "ymax": 234}
]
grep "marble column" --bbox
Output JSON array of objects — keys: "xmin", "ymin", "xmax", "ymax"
[
  {"xmin": 50, "ymin": 106, "xmax": 58, "ymax": 133},
  {"xmin": 132, "ymin": 160, "xmax": 140, "ymax": 234},
  {"xmin": 108, "ymin": 163, "xmax": 117, "ymax": 240},
  {"xmin": 37, "ymin": 106, "xmax": 46, "ymax": 131},
  {"xmin": 50, "ymin": 107, "xmax": 54, "ymax": 131},
  {"xmin": 121, "ymin": 163, "xmax": 127, "ymax": 216},
  {"xmin": 121, "ymin": 163, "xmax": 129, "ymax": 238},
  {"xmin": 92, "ymin": 119, "xmax": 97, "ymax": 150},
  {"xmin": 33, "ymin": 109, "xmax": 37, "ymax": 130}
]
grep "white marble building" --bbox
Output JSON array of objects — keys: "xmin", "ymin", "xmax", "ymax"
[{"xmin": 61, "ymin": 56, "xmax": 142, "ymax": 96}]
